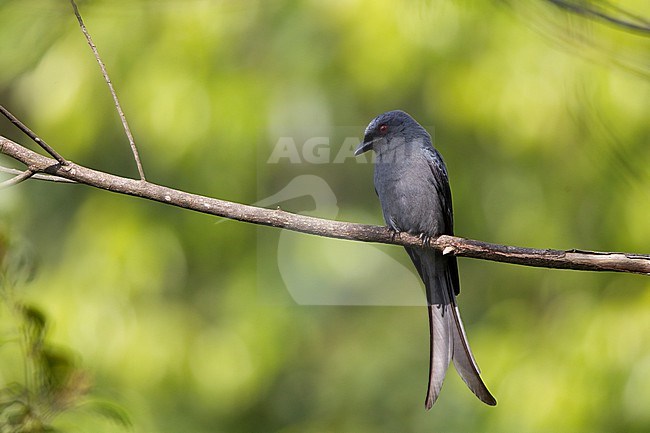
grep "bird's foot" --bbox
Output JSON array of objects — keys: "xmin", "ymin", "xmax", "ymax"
[
  {"xmin": 388, "ymin": 226, "xmax": 401, "ymax": 242},
  {"xmin": 418, "ymin": 233, "xmax": 432, "ymax": 248}
]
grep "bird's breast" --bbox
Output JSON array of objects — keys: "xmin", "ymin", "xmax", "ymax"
[{"xmin": 373, "ymin": 157, "xmax": 443, "ymax": 235}]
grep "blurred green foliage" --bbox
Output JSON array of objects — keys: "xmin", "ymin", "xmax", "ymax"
[
  {"xmin": 1, "ymin": 1, "xmax": 649, "ymax": 432},
  {"xmin": 0, "ymin": 235, "xmax": 130, "ymax": 432}
]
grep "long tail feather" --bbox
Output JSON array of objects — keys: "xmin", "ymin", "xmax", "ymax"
[
  {"xmin": 425, "ymin": 304, "xmax": 453, "ymax": 409},
  {"xmin": 451, "ymin": 306, "xmax": 497, "ymax": 406},
  {"xmin": 408, "ymin": 248, "xmax": 496, "ymax": 408}
]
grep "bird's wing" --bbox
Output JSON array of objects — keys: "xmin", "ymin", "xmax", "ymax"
[
  {"xmin": 423, "ymin": 146, "xmax": 454, "ymax": 233},
  {"xmin": 423, "ymin": 147, "xmax": 461, "ymax": 295}
]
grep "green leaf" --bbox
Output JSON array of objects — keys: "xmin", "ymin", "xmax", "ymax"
[{"xmin": 84, "ymin": 400, "xmax": 132, "ymax": 429}]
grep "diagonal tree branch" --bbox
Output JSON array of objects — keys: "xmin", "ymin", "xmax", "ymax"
[
  {"xmin": 69, "ymin": 0, "xmax": 146, "ymax": 181},
  {"xmin": 0, "ymin": 105, "xmax": 67, "ymax": 165},
  {"xmin": 2, "ymin": 134, "xmax": 648, "ymax": 276}
]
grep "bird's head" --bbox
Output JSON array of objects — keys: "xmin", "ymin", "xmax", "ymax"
[{"xmin": 354, "ymin": 110, "xmax": 429, "ymax": 156}]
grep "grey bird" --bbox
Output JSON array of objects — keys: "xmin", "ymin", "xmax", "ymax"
[{"xmin": 355, "ymin": 110, "xmax": 496, "ymax": 408}]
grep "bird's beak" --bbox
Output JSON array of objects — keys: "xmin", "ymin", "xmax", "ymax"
[{"xmin": 354, "ymin": 137, "xmax": 374, "ymax": 156}]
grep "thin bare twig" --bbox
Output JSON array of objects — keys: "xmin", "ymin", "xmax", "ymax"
[
  {"xmin": 2, "ymin": 134, "xmax": 649, "ymax": 276},
  {"xmin": 0, "ymin": 105, "xmax": 67, "ymax": 165},
  {"xmin": 545, "ymin": 0, "xmax": 650, "ymax": 34},
  {"xmin": 69, "ymin": 0, "xmax": 146, "ymax": 181},
  {"xmin": 0, "ymin": 166, "xmax": 77, "ymax": 183},
  {"xmin": 0, "ymin": 168, "xmax": 34, "ymax": 189}
]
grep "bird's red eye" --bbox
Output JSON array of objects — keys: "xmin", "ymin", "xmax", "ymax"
[{"xmin": 379, "ymin": 124, "xmax": 389, "ymax": 134}]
